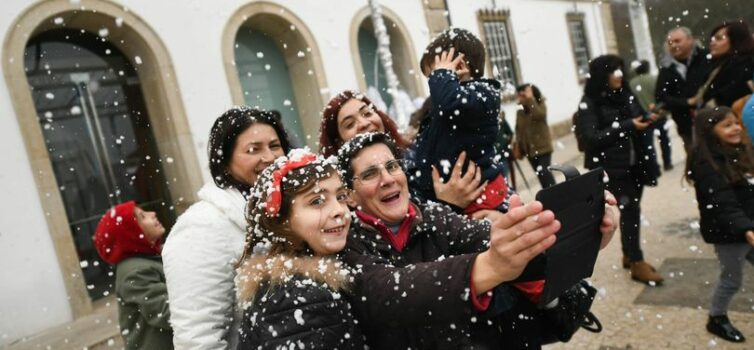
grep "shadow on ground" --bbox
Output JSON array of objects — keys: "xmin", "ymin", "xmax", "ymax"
[{"xmin": 634, "ymin": 258, "xmax": 754, "ymax": 313}]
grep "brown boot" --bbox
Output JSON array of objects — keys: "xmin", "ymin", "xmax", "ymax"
[
  {"xmin": 630, "ymin": 261, "xmax": 664, "ymax": 285},
  {"xmin": 622, "ymin": 256, "xmax": 630, "ymax": 269}
]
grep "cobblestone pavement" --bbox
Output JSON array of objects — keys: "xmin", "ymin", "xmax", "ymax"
[{"xmin": 513, "ymin": 126, "xmax": 754, "ymax": 350}]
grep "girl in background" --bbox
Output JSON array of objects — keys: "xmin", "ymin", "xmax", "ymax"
[{"xmin": 686, "ymin": 106, "xmax": 754, "ymax": 343}]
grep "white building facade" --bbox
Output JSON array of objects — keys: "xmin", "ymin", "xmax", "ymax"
[{"xmin": 0, "ymin": 0, "xmax": 616, "ymax": 347}]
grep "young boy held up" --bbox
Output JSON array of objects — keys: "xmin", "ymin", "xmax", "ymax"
[{"xmin": 413, "ymin": 28, "xmax": 510, "ymax": 217}]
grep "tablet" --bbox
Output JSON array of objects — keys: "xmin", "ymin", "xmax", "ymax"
[{"xmin": 535, "ymin": 166, "xmax": 605, "ymax": 307}]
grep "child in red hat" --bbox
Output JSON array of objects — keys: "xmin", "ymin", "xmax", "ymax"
[{"xmin": 93, "ymin": 201, "xmax": 173, "ymax": 349}]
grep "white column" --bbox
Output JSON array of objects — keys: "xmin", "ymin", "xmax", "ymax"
[{"xmin": 628, "ymin": 0, "xmax": 658, "ymax": 73}]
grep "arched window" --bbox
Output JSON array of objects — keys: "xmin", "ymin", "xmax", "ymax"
[
  {"xmin": 352, "ymin": 7, "xmax": 424, "ymax": 109},
  {"xmin": 23, "ymin": 29, "xmax": 175, "ymax": 300},
  {"xmin": 4, "ymin": 0, "xmax": 200, "ymax": 318},
  {"xmin": 235, "ymin": 27, "xmax": 305, "ymax": 144},
  {"xmin": 224, "ymin": 4, "xmax": 328, "ymax": 147}
]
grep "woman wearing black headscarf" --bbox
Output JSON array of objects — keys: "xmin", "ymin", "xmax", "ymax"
[{"xmin": 576, "ymin": 54, "xmax": 663, "ymax": 285}]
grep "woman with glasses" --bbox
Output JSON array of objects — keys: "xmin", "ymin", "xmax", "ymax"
[
  {"xmin": 696, "ymin": 20, "xmax": 754, "ymax": 108},
  {"xmin": 320, "ymin": 90, "xmax": 485, "ymax": 212},
  {"xmin": 335, "ymin": 132, "xmax": 618, "ymax": 349}
]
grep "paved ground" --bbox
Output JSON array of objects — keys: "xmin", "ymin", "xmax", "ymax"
[{"xmin": 513, "ymin": 124, "xmax": 754, "ymax": 350}]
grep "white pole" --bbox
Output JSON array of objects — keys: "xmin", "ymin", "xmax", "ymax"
[{"xmin": 628, "ymin": 0, "xmax": 658, "ymax": 74}]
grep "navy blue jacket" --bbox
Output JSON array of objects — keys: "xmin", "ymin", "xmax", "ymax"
[{"xmin": 412, "ymin": 69, "xmax": 504, "ymax": 202}]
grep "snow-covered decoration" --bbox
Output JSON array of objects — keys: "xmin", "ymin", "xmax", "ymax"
[
  {"xmin": 627, "ymin": 0, "xmax": 658, "ymax": 74},
  {"xmin": 387, "ymin": 89, "xmax": 416, "ymax": 128},
  {"xmin": 365, "ymin": 86, "xmax": 388, "ymax": 112},
  {"xmin": 367, "ymin": 0, "xmax": 414, "ymax": 129}
]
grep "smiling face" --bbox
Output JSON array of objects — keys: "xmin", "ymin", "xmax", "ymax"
[
  {"xmin": 710, "ymin": 27, "xmax": 731, "ymax": 59},
  {"xmin": 349, "ymin": 143, "xmax": 410, "ymax": 224},
  {"xmin": 336, "ymin": 99, "xmax": 385, "ymax": 144},
  {"xmin": 713, "ymin": 113, "xmax": 743, "ymax": 146},
  {"xmin": 228, "ymin": 123, "xmax": 285, "ymax": 186},
  {"xmin": 288, "ymin": 174, "xmax": 351, "ymax": 256},
  {"xmin": 134, "ymin": 207, "xmax": 165, "ymax": 244}
]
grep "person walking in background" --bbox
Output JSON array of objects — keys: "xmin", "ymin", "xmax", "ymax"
[
  {"xmin": 513, "ymin": 83, "xmax": 555, "ymax": 188},
  {"xmin": 631, "ymin": 60, "xmax": 673, "ymax": 171},
  {"xmin": 575, "ymin": 54, "xmax": 663, "ymax": 285},
  {"xmin": 694, "ymin": 20, "xmax": 754, "ymax": 109},
  {"xmin": 162, "ymin": 107, "xmax": 291, "ymax": 350},
  {"xmin": 685, "ymin": 106, "xmax": 754, "ymax": 343},
  {"xmin": 656, "ymin": 27, "xmax": 714, "ymax": 154},
  {"xmin": 93, "ymin": 201, "xmax": 173, "ymax": 350}
]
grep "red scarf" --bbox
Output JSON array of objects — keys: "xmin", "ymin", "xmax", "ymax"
[{"xmin": 355, "ymin": 204, "xmax": 417, "ymax": 252}]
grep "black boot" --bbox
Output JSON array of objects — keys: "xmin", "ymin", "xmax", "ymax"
[{"xmin": 707, "ymin": 315, "xmax": 746, "ymax": 343}]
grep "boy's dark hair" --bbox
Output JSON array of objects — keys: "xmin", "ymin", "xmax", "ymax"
[
  {"xmin": 208, "ymin": 106, "xmax": 292, "ymax": 194},
  {"xmin": 633, "ymin": 60, "xmax": 650, "ymax": 75},
  {"xmin": 336, "ymin": 132, "xmax": 402, "ymax": 189},
  {"xmin": 420, "ymin": 28, "xmax": 486, "ymax": 79},
  {"xmin": 685, "ymin": 106, "xmax": 754, "ymax": 184}
]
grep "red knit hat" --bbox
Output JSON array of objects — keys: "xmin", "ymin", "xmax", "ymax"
[{"xmin": 93, "ymin": 201, "xmax": 162, "ymax": 265}]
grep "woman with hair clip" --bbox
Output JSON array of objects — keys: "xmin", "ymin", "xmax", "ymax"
[
  {"xmin": 686, "ymin": 106, "xmax": 754, "ymax": 343},
  {"xmin": 162, "ymin": 107, "xmax": 291, "ymax": 349},
  {"xmin": 235, "ymin": 149, "xmax": 364, "ymax": 349}
]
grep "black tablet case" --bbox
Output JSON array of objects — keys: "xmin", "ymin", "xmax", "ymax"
[{"xmin": 535, "ymin": 165, "xmax": 605, "ymax": 306}]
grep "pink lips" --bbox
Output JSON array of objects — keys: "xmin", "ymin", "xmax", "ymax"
[{"xmin": 380, "ymin": 192, "xmax": 400, "ymax": 204}]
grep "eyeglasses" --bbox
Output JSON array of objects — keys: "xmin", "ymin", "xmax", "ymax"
[
  {"xmin": 353, "ymin": 159, "xmax": 405, "ymax": 184},
  {"xmin": 712, "ymin": 34, "xmax": 728, "ymax": 42}
]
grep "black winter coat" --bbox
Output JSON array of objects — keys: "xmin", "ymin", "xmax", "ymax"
[
  {"xmin": 237, "ymin": 255, "xmax": 365, "ymax": 349},
  {"xmin": 577, "ymin": 91, "xmax": 659, "ymax": 185},
  {"xmin": 412, "ymin": 69, "xmax": 505, "ymax": 203},
  {"xmin": 655, "ymin": 47, "xmax": 714, "ymax": 135},
  {"xmin": 690, "ymin": 151, "xmax": 754, "ymax": 244},
  {"xmin": 704, "ymin": 55, "xmax": 754, "ymax": 107},
  {"xmin": 341, "ymin": 201, "xmax": 546, "ymax": 350}
]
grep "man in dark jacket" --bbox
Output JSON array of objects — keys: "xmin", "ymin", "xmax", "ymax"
[{"xmin": 656, "ymin": 27, "xmax": 714, "ymax": 154}]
